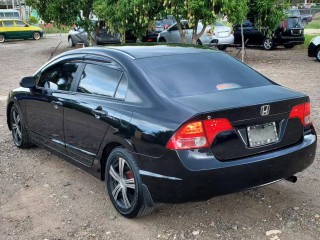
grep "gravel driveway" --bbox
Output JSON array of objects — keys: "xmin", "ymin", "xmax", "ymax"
[{"xmin": 0, "ymin": 35, "xmax": 319, "ymax": 240}]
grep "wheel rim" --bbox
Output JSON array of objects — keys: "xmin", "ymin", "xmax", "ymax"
[
  {"xmin": 317, "ymin": 50, "xmax": 320, "ymax": 61},
  {"xmin": 34, "ymin": 32, "xmax": 40, "ymax": 40},
  {"xmin": 109, "ymin": 157, "xmax": 136, "ymax": 209},
  {"xmin": 0, "ymin": 35, "xmax": 4, "ymax": 43},
  {"xmin": 11, "ymin": 109, "xmax": 22, "ymax": 145},
  {"xmin": 264, "ymin": 39, "xmax": 272, "ymax": 49}
]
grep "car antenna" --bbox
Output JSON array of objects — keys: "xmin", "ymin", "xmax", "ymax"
[{"xmin": 49, "ymin": 41, "xmax": 62, "ymax": 61}]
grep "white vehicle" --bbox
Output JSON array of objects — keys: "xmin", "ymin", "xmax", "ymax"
[
  {"xmin": 308, "ymin": 35, "xmax": 320, "ymax": 62},
  {"xmin": 0, "ymin": 9, "xmax": 20, "ymax": 19},
  {"xmin": 157, "ymin": 20, "xmax": 234, "ymax": 50}
]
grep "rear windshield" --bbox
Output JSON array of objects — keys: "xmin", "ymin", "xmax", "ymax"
[
  {"xmin": 137, "ymin": 52, "xmax": 273, "ymax": 97},
  {"xmin": 287, "ymin": 18, "xmax": 303, "ymax": 28}
]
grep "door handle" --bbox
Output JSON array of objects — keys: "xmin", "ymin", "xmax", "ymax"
[
  {"xmin": 92, "ymin": 106, "xmax": 108, "ymax": 118},
  {"xmin": 51, "ymin": 101, "xmax": 63, "ymax": 109}
]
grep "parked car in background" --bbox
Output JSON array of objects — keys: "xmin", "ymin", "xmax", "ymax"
[
  {"xmin": 68, "ymin": 26, "xmax": 136, "ymax": 47},
  {"xmin": 0, "ymin": 19, "xmax": 43, "ymax": 43},
  {"xmin": 142, "ymin": 19, "xmax": 176, "ymax": 42},
  {"xmin": 7, "ymin": 45, "xmax": 316, "ymax": 218},
  {"xmin": 158, "ymin": 20, "xmax": 234, "ymax": 50},
  {"xmin": 234, "ymin": 17, "xmax": 305, "ymax": 50},
  {"xmin": 0, "ymin": 9, "xmax": 20, "ymax": 19},
  {"xmin": 308, "ymin": 35, "xmax": 320, "ymax": 62},
  {"xmin": 288, "ymin": 9, "xmax": 313, "ymax": 26}
]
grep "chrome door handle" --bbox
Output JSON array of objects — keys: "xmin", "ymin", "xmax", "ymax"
[
  {"xmin": 92, "ymin": 106, "xmax": 108, "ymax": 119},
  {"xmin": 51, "ymin": 101, "xmax": 63, "ymax": 109}
]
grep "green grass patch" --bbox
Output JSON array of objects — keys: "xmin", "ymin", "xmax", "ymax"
[
  {"xmin": 305, "ymin": 20, "xmax": 320, "ymax": 29},
  {"xmin": 41, "ymin": 26, "xmax": 70, "ymax": 34},
  {"xmin": 304, "ymin": 34, "xmax": 317, "ymax": 47}
]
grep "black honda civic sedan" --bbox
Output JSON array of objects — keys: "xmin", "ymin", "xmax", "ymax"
[{"xmin": 6, "ymin": 46, "xmax": 317, "ymax": 218}]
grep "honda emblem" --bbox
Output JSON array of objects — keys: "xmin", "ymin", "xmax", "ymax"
[{"xmin": 260, "ymin": 105, "xmax": 270, "ymax": 116}]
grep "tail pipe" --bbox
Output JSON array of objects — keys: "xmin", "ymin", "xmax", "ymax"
[{"xmin": 285, "ymin": 176, "xmax": 297, "ymax": 183}]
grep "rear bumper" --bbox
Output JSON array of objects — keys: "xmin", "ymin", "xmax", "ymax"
[
  {"xmin": 202, "ymin": 34, "xmax": 234, "ymax": 46},
  {"xmin": 278, "ymin": 36, "xmax": 305, "ymax": 46},
  {"xmin": 135, "ymin": 130, "xmax": 317, "ymax": 203}
]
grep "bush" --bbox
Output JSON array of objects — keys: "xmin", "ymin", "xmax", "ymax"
[{"xmin": 29, "ymin": 16, "xmax": 38, "ymax": 25}]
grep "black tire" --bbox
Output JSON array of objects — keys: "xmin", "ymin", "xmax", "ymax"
[
  {"xmin": 196, "ymin": 39, "xmax": 202, "ymax": 45},
  {"xmin": 263, "ymin": 38, "xmax": 274, "ymax": 50},
  {"xmin": 0, "ymin": 34, "xmax": 5, "ymax": 43},
  {"xmin": 316, "ymin": 48, "xmax": 320, "ymax": 62},
  {"xmin": 284, "ymin": 44, "xmax": 294, "ymax": 49},
  {"xmin": 10, "ymin": 104, "xmax": 33, "ymax": 149},
  {"xmin": 159, "ymin": 37, "xmax": 166, "ymax": 43},
  {"xmin": 68, "ymin": 36, "xmax": 75, "ymax": 47},
  {"xmin": 105, "ymin": 147, "xmax": 154, "ymax": 218},
  {"xmin": 33, "ymin": 32, "xmax": 41, "ymax": 40},
  {"xmin": 217, "ymin": 45, "xmax": 228, "ymax": 51}
]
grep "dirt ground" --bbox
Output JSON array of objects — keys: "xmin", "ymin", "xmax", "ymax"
[{"xmin": 0, "ymin": 35, "xmax": 320, "ymax": 240}]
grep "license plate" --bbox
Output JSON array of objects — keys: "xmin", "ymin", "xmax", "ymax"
[{"xmin": 247, "ymin": 122, "xmax": 278, "ymax": 147}]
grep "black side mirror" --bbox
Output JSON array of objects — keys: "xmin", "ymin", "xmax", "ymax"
[{"xmin": 20, "ymin": 76, "xmax": 36, "ymax": 88}]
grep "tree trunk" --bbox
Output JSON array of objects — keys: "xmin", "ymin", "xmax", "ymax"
[
  {"xmin": 241, "ymin": 23, "xmax": 245, "ymax": 62},
  {"xmin": 121, "ymin": 29, "xmax": 126, "ymax": 44},
  {"xmin": 192, "ymin": 24, "xmax": 206, "ymax": 45},
  {"xmin": 177, "ymin": 21, "xmax": 186, "ymax": 44}
]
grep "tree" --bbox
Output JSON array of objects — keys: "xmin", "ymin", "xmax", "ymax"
[
  {"xmin": 220, "ymin": 0, "xmax": 249, "ymax": 61},
  {"xmin": 26, "ymin": 0, "xmax": 96, "ymax": 43},
  {"xmin": 163, "ymin": 0, "xmax": 217, "ymax": 44},
  {"xmin": 94, "ymin": 0, "xmax": 162, "ymax": 43}
]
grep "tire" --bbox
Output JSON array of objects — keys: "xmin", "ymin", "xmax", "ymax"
[
  {"xmin": 10, "ymin": 105, "xmax": 33, "ymax": 149},
  {"xmin": 284, "ymin": 44, "xmax": 294, "ymax": 49},
  {"xmin": 196, "ymin": 39, "xmax": 202, "ymax": 45},
  {"xmin": 263, "ymin": 38, "xmax": 274, "ymax": 50},
  {"xmin": 105, "ymin": 147, "xmax": 154, "ymax": 218},
  {"xmin": 0, "ymin": 34, "xmax": 5, "ymax": 43},
  {"xmin": 68, "ymin": 37, "xmax": 75, "ymax": 47},
  {"xmin": 33, "ymin": 32, "xmax": 41, "ymax": 40},
  {"xmin": 217, "ymin": 45, "xmax": 228, "ymax": 51},
  {"xmin": 316, "ymin": 48, "xmax": 320, "ymax": 62},
  {"xmin": 159, "ymin": 37, "xmax": 166, "ymax": 43}
]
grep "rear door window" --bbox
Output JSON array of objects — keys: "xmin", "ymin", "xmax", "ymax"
[
  {"xmin": 3, "ymin": 21, "xmax": 14, "ymax": 27},
  {"xmin": 114, "ymin": 74, "xmax": 128, "ymax": 100},
  {"xmin": 137, "ymin": 52, "xmax": 273, "ymax": 97},
  {"xmin": 77, "ymin": 64, "xmax": 123, "ymax": 97}
]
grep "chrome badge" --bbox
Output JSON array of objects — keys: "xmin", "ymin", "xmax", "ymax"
[{"xmin": 260, "ymin": 105, "xmax": 270, "ymax": 116}]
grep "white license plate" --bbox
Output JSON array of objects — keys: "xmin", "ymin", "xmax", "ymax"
[{"xmin": 247, "ymin": 122, "xmax": 278, "ymax": 147}]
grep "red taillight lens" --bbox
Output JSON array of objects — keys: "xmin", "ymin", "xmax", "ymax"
[
  {"xmin": 282, "ymin": 20, "xmax": 287, "ymax": 31},
  {"xmin": 166, "ymin": 118, "xmax": 233, "ymax": 150},
  {"xmin": 289, "ymin": 102, "xmax": 311, "ymax": 126}
]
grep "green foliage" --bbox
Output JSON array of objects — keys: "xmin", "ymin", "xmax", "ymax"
[
  {"xmin": 219, "ymin": 0, "xmax": 249, "ymax": 26},
  {"xmin": 28, "ymin": 16, "xmax": 38, "ymax": 25},
  {"xmin": 94, "ymin": 0, "xmax": 162, "ymax": 43},
  {"xmin": 163, "ymin": 0, "xmax": 217, "ymax": 44},
  {"xmin": 248, "ymin": 0, "xmax": 290, "ymax": 36},
  {"xmin": 305, "ymin": 20, "xmax": 320, "ymax": 29}
]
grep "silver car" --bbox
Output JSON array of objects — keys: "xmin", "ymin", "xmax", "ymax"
[{"xmin": 158, "ymin": 20, "xmax": 234, "ymax": 50}]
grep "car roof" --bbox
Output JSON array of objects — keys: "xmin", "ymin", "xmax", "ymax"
[{"xmin": 64, "ymin": 45, "xmax": 219, "ymax": 60}]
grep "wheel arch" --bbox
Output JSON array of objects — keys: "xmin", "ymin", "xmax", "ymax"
[{"xmin": 6, "ymin": 101, "xmax": 14, "ymax": 130}]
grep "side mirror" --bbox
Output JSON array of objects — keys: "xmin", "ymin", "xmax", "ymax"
[{"xmin": 20, "ymin": 76, "xmax": 36, "ymax": 88}]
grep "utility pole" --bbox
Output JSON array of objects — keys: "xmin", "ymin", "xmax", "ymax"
[
  {"xmin": 12, "ymin": 0, "xmax": 15, "ymax": 9},
  {"xmin": 6, "ymin": 0, "xmax": 9, "ymax": 9}
]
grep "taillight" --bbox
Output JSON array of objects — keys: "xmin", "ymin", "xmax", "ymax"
[
  {"xmin": 289, "ymin": 102, "xmax": 311, "ymax": 126},
  {"xmin": 166, "ymin": 118, "xmax": 233, "ymax": 150},
  {"xmin": 282, "ymin": 19, "xmax": 287, "ymax": 30}
]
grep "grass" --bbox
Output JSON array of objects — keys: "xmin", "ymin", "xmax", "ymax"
[
  {"xmin": 305, "ymin": 20, "xmax": 320, "ymax": 29},
  {"xmin": 304, "ymin": 34, "xmax": 317, "ymax": 47},
  {"xmin": 41, "ymin": 26, "xmax": 70, "ymax": 34}
]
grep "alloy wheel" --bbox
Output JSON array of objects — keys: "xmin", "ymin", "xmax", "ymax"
[
  {"xmin": 316, "ymin": 49, "xmax": 320, "ymax": 62},
  {"xmin": 263, "ymin": 38, "xmax": 273, "ymax": 50},
  {"xmin": 33, "ymin": 32, "xmax": 41, "ymax": 40},
  {"xmin": 108, "ymin": 157, "xmax": 136, "ymax": 209},
  {"xmin": 0, "ymin": 34, "xmax": 5, "ymax": 43},
  {"xmin": 11, "ymin": 108, "xmax": 22, "ymax": 146}
]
